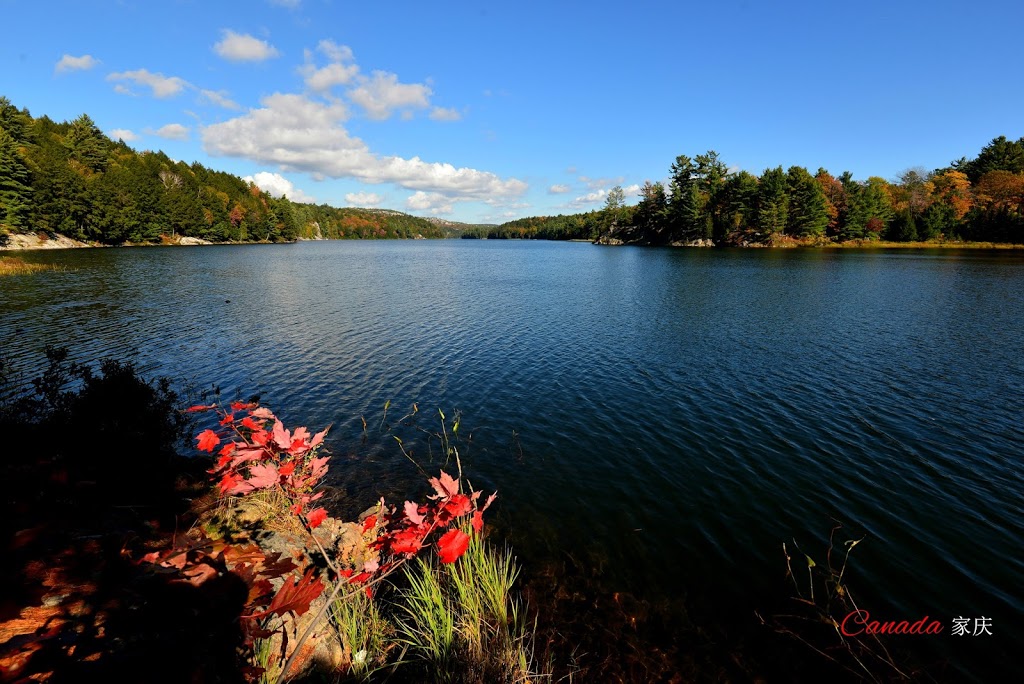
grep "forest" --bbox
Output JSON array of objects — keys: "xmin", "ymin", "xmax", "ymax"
[
  {"xmin": 0, "ymin": 97, "xmax": 446, "ymax": 245},
  {"xmin": 2, "ymin": 95, "xmax": 1023, "ymax": 248},
  {"xmin": 480, "ymin": 140, "xmax": 1024, "ymax": 245}
]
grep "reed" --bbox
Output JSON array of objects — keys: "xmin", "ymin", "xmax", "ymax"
[
  {"xmin": 397, "ymin": 530, "xmax": 541, "ymax": 683},
  {"xmin": 0, "ymin": 256, "xmax": 62, "ymax": 275}
]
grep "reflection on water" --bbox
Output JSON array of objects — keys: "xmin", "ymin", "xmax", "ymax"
[{"xmin": 3, "ymin": 241, "xmax": 1022, "ymax": 680}]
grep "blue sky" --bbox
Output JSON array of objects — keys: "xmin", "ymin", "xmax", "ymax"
[{"xmin": 3, "ymin": 0, "xmax": 1022, "ymax": 223}]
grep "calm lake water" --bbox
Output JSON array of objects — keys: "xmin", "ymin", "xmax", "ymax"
[{"xmin": 3, "ymin": 240, "xmax": 1022, "ymax": 680}]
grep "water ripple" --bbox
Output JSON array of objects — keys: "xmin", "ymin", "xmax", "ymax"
[{"xmin": 3, "ymin": 242, "xmax": 1023, "ymax": 680}]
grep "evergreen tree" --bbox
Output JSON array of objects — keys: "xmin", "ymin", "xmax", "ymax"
[
  {"xmin": 0, "ymin": 96, "xmax": 33, "ymax": 145},
  {"xmin": 694, "ymin": 150, "xmax": 728, "ymax": 241},
  {"xmin": 843, "ymin": 176, "xmax": 893, "ymax": 240},
  {"xmin": 785, "ymin": 166, "xmax": 829, "ymax": 237},
  {"xmin": 667, "ymin": 155, "xmax": 700, "ymax": 242},
  {"xmin": 719, "ymin": 171, "xmax": 759, "ymax": 240},
  {"xmin": 887, "ymin": 210, "xmax": 918, "ymax": 242},
  {"xmin": 0, "ymin": 127, "xmax": 32, "ymax": 230},
  {"xmin": 756, "ymin": 166, "xmax": 788, "ymax": 236},
  {"xmin": 634, "ymin": 180, "xmax": 667, "ymax": 241},
  {"xmin": 65, "ymin": 114, "xmax": 110, "ymax": 173},
  {"xmin": 960, "ymin": 136, "xmax": 1024, "ymax": 182}
]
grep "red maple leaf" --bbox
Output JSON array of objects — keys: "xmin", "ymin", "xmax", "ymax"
[
  {"xmin": 441, "ymin": 494, "xmax": 472, "ymax": 520},
  {"xmin": 278, "ymin": 461, "xmax": 296, "ymax": 477},
  {"xmin": 251, "ymin": 407, "xmax": 276, "ymax": 420},
  {"xmin": 219, "ymin": 471, "xmax": 245, "ymax": 494},
  {"xmin": 272, "ymin": 420, "xmax": 292, "ymax": 449},
  {"xmin": 389, "ymin": 529, "xmax": 423, "ymax": 555},
  {"xmin": 230, "ymin": 447, "xmax": 265, "ymax": 468},
  {"xmin": 308, "ymin": 456, "xmax": 329, "ymax": 481},
  {"xmin": 254, "ymin": 569, "xmax": 324, "ymax": 619},
  {"xmin": 186, "ymin": 403, "xmax": 216, "ymax": 413},
  {"xmin": 403, "ymin": 501, "xmax": 425, "ymax": 525},
  {"xmin": 196, "ymin": 429, "xmax": 221, "ymax": 452},
  {"xmin": 310, "ymin": 427, "xmax": 329, "ymax": 448},
  {"xmin": 247, "ymin": 463, "xmax": 280, "ymax": 490},
  {"xmin": 428, "ymin": 470, "xmax": 459, "ymax": 499},
  {"xmin": 471, "ymin": 491, "xmax": 497, "ymax": 533},
  {"xmin": 211, "ymin": 454, "xmax": 232, "ymax": 472},
  {"xmin": 361, "ymin": 514, "xmax": 377, "ymax": 533},
  {"xmin": 223, "ymin": 473, "xmax": 256, "ymax": 496},
  {"xmin": 437, "ymin": 529, "xmax": 470, "ymax": 564},
  {"xmin": 240, "ymin": 416, "xmax": 261, "ymax": 431},
  {"xmin": 307, "ymin": 508, "xmax": 328, "ymax": 529}
]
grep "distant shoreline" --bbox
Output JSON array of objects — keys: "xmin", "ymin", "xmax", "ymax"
[{"xmin": 3, "ymin": 232, "xmax": 1023, "ymax": 252}]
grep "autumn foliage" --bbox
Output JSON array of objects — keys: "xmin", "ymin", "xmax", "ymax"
[{"xmin": 142, "ymin": 401, "xmax": 496, "ymax": 680}]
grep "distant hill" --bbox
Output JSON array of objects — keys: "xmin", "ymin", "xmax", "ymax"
[{"xmin": 422, "ymin": 217, "xmax": 497, "ymax": 238}]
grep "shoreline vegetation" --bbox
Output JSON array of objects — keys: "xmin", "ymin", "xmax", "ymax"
[
  {"xmin": 2, "ymin": 229, "xmax": 1023, "ymax": 254},
  {"xmin": 0, "ymin": 349, "xmax": 541, "ymax": 682},
  {"xmin": 0, "ymin": 254, "xmax": 64, "ymax": 274},
  {"xmin": 1, "ymin": 95, "xmax": 1022, "ymax": 252}
]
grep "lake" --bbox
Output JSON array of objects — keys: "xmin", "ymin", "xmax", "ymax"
[{"xmin": 2, "ymin": 240, "xmax": 1021, "ymax": 681}]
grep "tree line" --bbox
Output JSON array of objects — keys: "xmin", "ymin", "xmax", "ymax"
[
  {"xmin": 479, "ymin": 140, "xmax": 1024, "ymax": 245},
  {"xmin": 0, "ymin": 97, "xmax": 445, "ymax": 245}
]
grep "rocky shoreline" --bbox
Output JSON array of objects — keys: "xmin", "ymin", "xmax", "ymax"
[{"xmin": 0, "ymin": 233, "xmax": 219, "ymax": 251}]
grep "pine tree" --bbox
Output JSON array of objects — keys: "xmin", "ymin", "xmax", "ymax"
[
  {"xmin": 0, "ymin": 127, "xmax": 32, "ymax": 231},
  {"xmin": 65, "ymin": 114, "xmax": 110, "ymax": 172},
  {"xmin": 757, "ymin": 166, "xmax": 788, "ymax": 236},
  {"xmin": 786, "ymin": 166, "xmax": 829, "ymax": 237}
]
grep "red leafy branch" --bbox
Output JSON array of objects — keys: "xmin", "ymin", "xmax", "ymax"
[{"xmin": 174, "ymin": 403, "xmax": 498, "ymax": 683}]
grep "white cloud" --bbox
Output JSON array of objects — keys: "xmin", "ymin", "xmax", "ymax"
[
  {"xmin": 109, "ymin": 128, "xmax": 139, "ymax": 142},
  {"xmin": 302, "ymin": 62, "xmax": 360, "ymax": 91},
  {"xmin": 406, "ymin": 191, "xmax": 454, "ymax": 215},
  {"xmin": 55, "ymin": 54, "xmax": 99, "ymax": 73},
  {"xmin": 214, "ymin": 30, "xmax": 280, "ymax": 62},
  {"xmin": 347, "ymin": 71, "xmax": 432, "ymax": 120},
  {"xmin": 108, "ymin": 69, "xmax": 187, "ymax": 98},
  {"xmin": 202, "ymin": 93, "xmax": 527, "ymax": 200},
  {"xmin": 298, "ymin": 41, "xmax": 359, "ymax": 92},
  {"xmin": 345, "ymin": 191, "xmax": 383, "ymax": 206},
  {"xmin": 199, "ymin": 89, "xmax": 241, "ymax": 110},
  {"xmin": 317, "ymin": 39, "xmax": 353, "ymax": 63},
  {"xmin": 548, "ymin": 184, "xmax": 570, "ymax": 194},
  {"xmin": 113, "ymin": 84, "xmax": 133, "ymax": 95},
  {"xmin": 624, "ymin": 183, "xmax": 642, "ymax": 196},
  {"xmin": 570, "ymin": 188, "xmax": 608, "ymax": 208},
  {"xmin": 151, "ymin": 123, "xmax": 190, "ymax": 140},
  {"xmin": 243, "ymin": 171, "xmax": 316, "ymax": 203},
  {"xmin": 429, "ymin": 106, "xmax": 461, "ymax": 122}
]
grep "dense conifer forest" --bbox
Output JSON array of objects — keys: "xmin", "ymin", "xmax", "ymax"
[
  {"xmin": 483, "ymin": 142, "xmax": 1024, "ymax": 245},
  {"xmin": 0, "ymin": 97, "xmax": 446, "ymax": 245}
]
